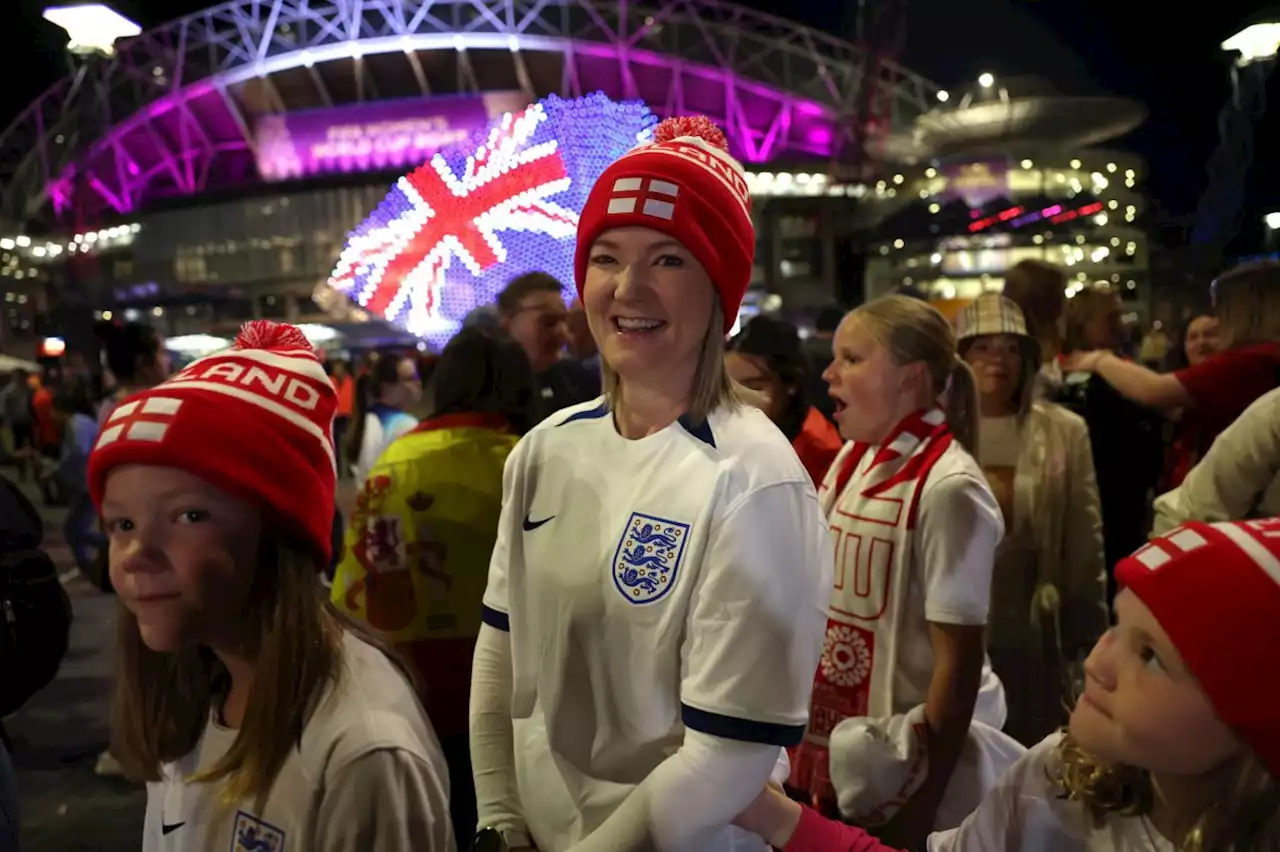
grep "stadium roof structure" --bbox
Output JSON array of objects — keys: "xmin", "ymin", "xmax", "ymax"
[{"xmin": 0, "ymin": 0, "xmax": 941, "ymax": 227}]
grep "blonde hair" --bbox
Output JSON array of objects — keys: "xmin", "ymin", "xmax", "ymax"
[
  {"xmin": 1053, "ymin": 732, "xmax": 1280, "ymax": 851},
  {"xmin": 601, "ymin": 293, "xmax": 748, "ymax": 423},
  {"xmin": 849, "ymin": 295, "xmax": 979, "ymax": 455},
  {"xmin": 110, "ymin": 538, "xmax": 396, "ymax": 809},
  {"xmin": 1213, "ymin": 261, "xmax": 1280, "ymax": 349}
]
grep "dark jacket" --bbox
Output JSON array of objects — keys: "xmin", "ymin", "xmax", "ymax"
[
  {"xmin": 535, "ymin": 359, "xmax": 601, "ymax": 423},
  {"xmin": 0, "ymin": 740, "xmax": 17, "ymax": 852}
]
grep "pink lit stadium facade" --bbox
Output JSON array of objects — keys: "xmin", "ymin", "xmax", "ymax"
[{"xmin": 0, "ymin": 0, "xmax": 941, "ymax": 352}]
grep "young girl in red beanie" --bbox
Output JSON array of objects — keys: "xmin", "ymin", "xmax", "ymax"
[
  {"xmin": 88, "ymin": 321, "xmax": 454, "ymax": 851},
  {"xmin": 734, "ymin": 517, "xmax": 1280, "ymax": 851}
]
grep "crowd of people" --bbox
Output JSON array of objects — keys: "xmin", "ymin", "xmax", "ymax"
[{"xmin": 2, "ymin": 113, "xmax": 1280, "ymax": 852}]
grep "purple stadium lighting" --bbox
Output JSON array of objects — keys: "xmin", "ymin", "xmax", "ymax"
[
  {"xmin": 0, "ymin": 0, "xmax": 942, "ymax": 225},
  {"xmin": 328, "ymin": 93, "xmax": 656, "ymax": 347}
]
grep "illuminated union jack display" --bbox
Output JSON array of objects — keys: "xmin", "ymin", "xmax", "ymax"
[{"xmin": 328, "ymin": 93, "xmax": 656, "ymax": 345}]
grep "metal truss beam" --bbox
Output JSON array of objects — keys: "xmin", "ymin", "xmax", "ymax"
[{"xmin": 0, "ymin": 0, "xmax": 941, "ymax": 225}]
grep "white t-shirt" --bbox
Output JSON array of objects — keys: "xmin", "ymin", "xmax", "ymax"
[
  {"xmin": 142, "ymin": 633, "xmax": 455, "ymax": 852},
  {"xmin": 930, "ymin": 732, "xmax": 1174, "ymax": 851},
  {"xmin": 482, "ymin": 398, "xmax": 833, "ymax": 852},
  {"xmin": 825, "ymin": 439, "xmax": 1006, "ymax": 720},
  {"xmin": 978, "ymin": 416, "xmax": 1022, "ymax": 469}
]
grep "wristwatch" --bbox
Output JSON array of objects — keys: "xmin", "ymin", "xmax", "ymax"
[{"xmin": 471, "ymin": 827, "xmax": 507, "ymax": 852}]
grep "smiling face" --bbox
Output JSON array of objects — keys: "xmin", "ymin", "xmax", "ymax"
[
  {"xmin": 963, "ymin": 333, "xmax": 1023, "ymax": 412},
  {"xmin": 822, "ymin": 314, "xmax": 927, "ymax": 443},
  {"xmin": 1069, "ymin": 588, "xmax": 1243, "ymax": 776},
  {"xmin": 103, "ymin": 464, "xmax": 262, "ymax": 653},
  {"xmin": 581, "ymin": 226, "xmax": 717, "ymax": 390}
]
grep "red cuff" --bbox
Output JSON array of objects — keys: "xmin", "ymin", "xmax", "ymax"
[{"xmin": 783, "ymin": 805, "xmax": 904, "ymax": 852}]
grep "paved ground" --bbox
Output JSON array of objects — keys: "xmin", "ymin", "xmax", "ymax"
[
  {"xmin": 4, "ymin": 477, "xmax": 361, "ymax": 850},
  {"xmin": 4, "ymin": 479, "xmax": 146, "ymax": 851}
]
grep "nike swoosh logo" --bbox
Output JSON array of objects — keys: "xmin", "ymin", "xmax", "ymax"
[
  {"xmin": 522, "ymin": 513, "xmax": 554, "ymax": 531},
  {"xmin": 161, "ymin": 822, "xmax": 186, "ymax": 835}
]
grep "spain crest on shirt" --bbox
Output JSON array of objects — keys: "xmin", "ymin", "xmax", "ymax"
[
  {"xmin": 612, "ymin": 512, "xmax": 691, "ymax": 605},
  {"xmin": 231, "ymin": 811, "xmax": 285, "ymax": 852}
]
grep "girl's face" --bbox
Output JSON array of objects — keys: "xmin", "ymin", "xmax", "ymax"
[
  {"xmin": 822, "ymin": 315, "xmax": 925, "ymax": 443},
  {"xmin": 1070, "ymin": 588, "xmax": 1244, "ymax": 776},
  {"xmin": 725, "ymin": 352, "xmax": 788, "ymax": 423},
  {"xmin": 963, "ymin": 334, "xmax": 1022, "ymax": 411},
  {"xmin": 103, "ymin": 465, "xmax": 261, "ymax": 653}
]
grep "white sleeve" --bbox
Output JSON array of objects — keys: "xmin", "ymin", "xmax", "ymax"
[
  {"xmin": 928, "ymin": 734, "xmax": 1079, "ymax": 852},
  {"xmin": 1152, "ymin": 387, "xmax": 1280, "ymax": 535},
  {"xmin": 314, "ymin": 749, "xmax": 454, "ymax": 851},
  {"xmin": 353, "ymin": 415, "xmax": 382, "ymax": 485},
  {"xmin": 915, "ymin": 471, "xmax": 1003, "ymax": 626},
  {"xmin": 468, "ymin": 623, "xmax": 530, "ymax": 844},
  {"xmin": 565, "ymin": 729, "xmax": 781, "ymax": 852},
  {"xmin": 679, "ymin": 481, "xmax": 833, "ymax": 744}
]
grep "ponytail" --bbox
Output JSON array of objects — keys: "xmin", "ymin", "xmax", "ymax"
[
  {"xmin": 945, "ymin": 356, "xmax": 979, "ymax": 458},
  {"xmin": 343, "ymin": 373, "xmax": 373, "ymax": 467}
]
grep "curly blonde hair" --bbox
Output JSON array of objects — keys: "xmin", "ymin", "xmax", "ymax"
[{"xmin": 1052, "ymin": 733, "xmax": 1280, "ymax": 851}]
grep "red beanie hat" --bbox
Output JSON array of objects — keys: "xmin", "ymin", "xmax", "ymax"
[
  {"xmin": 88, "ymin": 321, "xmax": 337, "ymax": 564},
  {"xmin": 574, "ymin": 115, "xmax": 754, "ymax": 333},
  {"xmin": 1117, "ymin": 518, "xmax": 1280, "ymax": 776}
]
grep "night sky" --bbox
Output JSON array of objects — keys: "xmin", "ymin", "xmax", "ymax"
[{"xmin": 1, "ymin": 0, "xmax": 1275, "ymax": 246}]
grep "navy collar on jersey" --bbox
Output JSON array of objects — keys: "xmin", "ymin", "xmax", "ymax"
[{"xmin": 556, "ymin": 400, "xmax": 716, "ymax": 448}]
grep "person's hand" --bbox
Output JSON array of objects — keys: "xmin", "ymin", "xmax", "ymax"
[
  {"xmin": 733, "ymin": 783, "xmax": 804, "ymax": 848},
  {"xmin": 1060, "ymin": 350, "xmax": 1106, "ymax": 374}
]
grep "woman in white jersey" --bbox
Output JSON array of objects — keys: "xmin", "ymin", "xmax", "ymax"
[
  {"xmin": 736, "ymin": 518, "xmax": 1280, "ymax": 852},
  {"xmin": 469, "ymin": 115, "xmax": 833, "ymax": 852},
  {"xmin": 88, "ymin": 321, "xmax": 454, "ymax": 851},
  {"xmin": 788, "ymin": 296, "xmax": 1006, "ymax": 849}
]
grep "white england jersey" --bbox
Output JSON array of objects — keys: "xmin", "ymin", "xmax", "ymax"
[
  {"xmin": 142, "ymin": 633, "xmax": 455, "ymax": 852},
  {"xmin": 482, "ymin": 398, "xmax": 833, "ymax": 851},
  {"xmin": 930, "ymin": 733, "xmax": 1173, "ymax": 851}
]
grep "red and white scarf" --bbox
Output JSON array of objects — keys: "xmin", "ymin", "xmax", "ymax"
[{"xmin": 790, "ymin": 408, "xmax": 953, "ymax": 803}]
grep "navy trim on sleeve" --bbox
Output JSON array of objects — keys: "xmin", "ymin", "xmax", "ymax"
[
  {"xmin": 480, "ymin": 605, "xmax": 510, "ymax": 632},
  {"xmin": 681, "ymin": 703, "xmax": 806, "ymax": 747}
]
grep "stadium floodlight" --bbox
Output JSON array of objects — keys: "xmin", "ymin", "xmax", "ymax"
[
  {"xmin": 42, "ymin": 4, "xmax": 141, "ymax": 56},
  {"xmin": 1222, "ymin": 21, "xmax": 1280, "ymax": 64}
]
